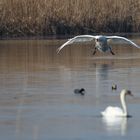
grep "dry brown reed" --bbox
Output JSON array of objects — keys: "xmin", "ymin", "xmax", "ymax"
[{"xmin": 0, "ymin": 0, "xmax": 140, "ymax": 37}]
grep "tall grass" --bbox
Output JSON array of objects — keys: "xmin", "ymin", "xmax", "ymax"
[{"xmin": 0, "ymin": 0, "xmax": 140, "ymax": 37}]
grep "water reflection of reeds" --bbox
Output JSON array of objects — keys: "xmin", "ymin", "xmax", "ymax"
[{"xmin": 0, "ymin": 39, "xmax": 140, "ymax": 72}]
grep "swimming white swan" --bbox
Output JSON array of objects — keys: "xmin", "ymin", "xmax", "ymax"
[
  {"xmin": 101, "ymin": 89, "xmax": 133, "ymax": 117},
  {"xmin": 57, "ymin": 35, "xmax": 140, "ymax": 55}
]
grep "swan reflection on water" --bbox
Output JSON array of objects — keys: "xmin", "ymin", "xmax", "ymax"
[{"xmin": 102, "ymin": 116, "xmax": 127, "ymax": 136}]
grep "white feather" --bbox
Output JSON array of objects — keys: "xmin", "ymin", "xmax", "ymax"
[
  {"xmin": 57, "ymin": 35, "xmax": 96, "ymax": 53},
  {"xmin": 106, "ymin": 36, "xmax": 140, "ymax": 48},
  {"xmin": 101, "ymin": 106, "xmax": 124, "ymax": 117}
]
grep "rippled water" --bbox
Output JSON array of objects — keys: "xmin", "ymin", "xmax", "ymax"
[{"xmin": 0, "ymin": 37, "xmax": 140, "ymax": 140}]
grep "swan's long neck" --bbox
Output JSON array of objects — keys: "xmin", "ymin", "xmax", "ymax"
[{"xmin": 120, "ymin": 92, "xmax": 127, "ymax": 116}]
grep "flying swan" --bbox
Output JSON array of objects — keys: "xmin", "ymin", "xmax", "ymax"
[
  {"xmin": 57, "ymin": 35, "xmax": 140, "ymax": 55},
  {"xmin": 101, "ymin": 89, "xmax": 133, "ymax": 117}
]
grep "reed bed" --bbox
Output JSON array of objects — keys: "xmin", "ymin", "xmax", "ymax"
[{"xmin": 0, "ymin": 0, "xmax": 140, "ymax": 37}]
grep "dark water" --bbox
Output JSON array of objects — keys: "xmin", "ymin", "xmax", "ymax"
[{"xmin": 0, "ymin": 37, "xmax": 140, "ymax": 140}]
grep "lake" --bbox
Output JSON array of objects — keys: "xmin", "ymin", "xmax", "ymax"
[{"xmin": 0, "ymin": 36, "xmax": 140, "ymax": 140}]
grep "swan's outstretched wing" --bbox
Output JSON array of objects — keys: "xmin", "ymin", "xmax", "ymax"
[
  {"xmin": 106, "ymin": 36, "xmax": 140, "ymax": 48},
  {"xmin": 57, "ymin": 35, "xmax": 96, "ymax": 53}
]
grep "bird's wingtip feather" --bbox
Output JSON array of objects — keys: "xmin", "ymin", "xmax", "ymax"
[{"xmin": 56, "ymin": 48, "xmax": 61, "ymax": 54}]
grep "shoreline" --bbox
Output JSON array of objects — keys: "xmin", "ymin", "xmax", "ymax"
[{"xmin": 0, "ymin": 32, "xmax": 140, "ymax": 40}]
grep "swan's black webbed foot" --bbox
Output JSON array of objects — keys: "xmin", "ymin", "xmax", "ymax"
[
  {"xmin": 93, "ymin": 47, "xmax": 97, "ymax": 55},
  {"xmin": 110, "ymin": 50, "xmax": 115, "ymax": 55},
  {"xmin": 109, "ymin": 47, "xmax": 115, "ymax": 55}
]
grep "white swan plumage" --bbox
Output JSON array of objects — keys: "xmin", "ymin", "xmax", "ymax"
[
  {"xmin": 57, "ymin": 35, "xmax": 140, "ymax": 55},
  {"xmin": 101, "ymin": 89, "xmax": 133, "ymax": 117}
]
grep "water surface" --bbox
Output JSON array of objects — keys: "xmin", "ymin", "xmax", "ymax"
[{"xmin": 0, "ymin": 37, "xmax": 140, "ymax": 139}]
